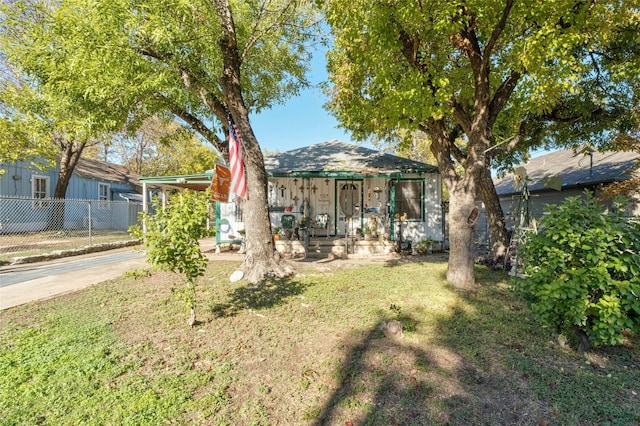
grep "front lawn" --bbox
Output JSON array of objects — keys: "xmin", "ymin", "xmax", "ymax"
[{"xmin": 1, "ymin": 256, "xmax": 638, "ymax": 425}]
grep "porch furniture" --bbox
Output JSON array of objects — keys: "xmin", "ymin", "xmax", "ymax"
[
  {"xmin": 311, "ymin": 213, "xmax": 330, "ymax": 237},
  {"xmin": 281, "ymin": 214, "xmax": 296, "ymax": 239}
]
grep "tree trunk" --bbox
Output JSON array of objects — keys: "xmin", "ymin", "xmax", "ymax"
[
  {"xmin": 47, "ymin": 141, "xmax": 84, "ymax": 230},
  {"xmin": 215, "ymin": 1, "xmax": 294, "ymax": 283},
  {"xmin": 188, "ymin": 305, "xmax": 196, "ymax": 327},
  {"xmin": 477, "ymin": 167, "xmax": 508, "ymax": 257},
  {"xmin": 446, "ymin": 186, "xmax": 477, "ymax": 289},
  {"xmin": 234, "ymin": 114, "xmax": 295, "ymax": 283}
]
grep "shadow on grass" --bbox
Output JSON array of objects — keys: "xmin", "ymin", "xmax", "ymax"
[
  {"xmin": 383, "ymin": 253, "xmax": 450, "ymax": 282},
  {"xmin": 311, "ymin": 267, "xmax": 640, "ymax": 425},
  {"xmin": 312, "ymin": 312, "xmax": 446, "ymax": 425},
  {"xmin": 209, "ymin": 276, "xmax": 311, "ymax": 318}
]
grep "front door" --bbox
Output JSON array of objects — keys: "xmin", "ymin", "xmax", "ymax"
[{"xmin": 336, "ymin": 180, "xmax": 362, "ymax": 236}]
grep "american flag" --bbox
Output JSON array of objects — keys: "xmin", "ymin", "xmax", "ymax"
[{"xmin": 228, "ymin": 116, "xmax": 247, "ymax": 200}]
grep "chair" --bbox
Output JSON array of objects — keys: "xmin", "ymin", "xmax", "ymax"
[{"xmin": 311, "ymin": 213, "xmax": 330, "ymax": 237}]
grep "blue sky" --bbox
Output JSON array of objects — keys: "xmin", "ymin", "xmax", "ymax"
[
  {"xmin": 247, "ymin": 50, "xmax": 550, "ymax": 161},
  {"xmin": 249, "ymin": 50, "xmax": 355, "ymax": 153}
]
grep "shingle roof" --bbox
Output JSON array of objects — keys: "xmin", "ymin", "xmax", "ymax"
[
  {"xmin": 264, "ymin": 140, "xmax": 438, "ymax": 176},
  {"xmin": 74, "ymin": 157, "xmax": 141, "ymax": 185},
  {"xmin": 494, "ymin": 148, "xmax": 640, "ymax": 195}
]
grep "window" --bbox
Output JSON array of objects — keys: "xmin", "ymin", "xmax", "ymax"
[
  {"xmin": 98, "ymin": 183, "xmax": 110, "ymax": 209},
  {"xmin": 31, "ymin": 175, "xmax": 50, "ymax": 208},
  {"xmin": 394, "ymin": 180, "xmax": 423, "ymax": 220}
]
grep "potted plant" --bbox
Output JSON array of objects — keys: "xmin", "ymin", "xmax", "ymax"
[
  {"xmin": 272, "ymin": 226, "xmax": 282, "ymax": 240},
  {"xmin": 363, "ymin": 225, "xmax": 373, "ymax": 241}
]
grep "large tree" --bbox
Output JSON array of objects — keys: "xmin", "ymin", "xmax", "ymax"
[
  {"xmin": 322, "ymin": 0, "xmax": 639, "ymax": 288},
  {"xmin": 1, "ymin": 54, "xmax": 114, "ymax": 229},
  {"xmin": 2, "ymin": 0, "xmax": 319, "ymax": 282}
]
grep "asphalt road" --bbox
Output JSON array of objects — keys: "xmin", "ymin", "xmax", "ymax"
[
  {"xmin": 0, "ymin": 248, "xmax": 148, "ymax": 310},
  {"xmin": 1, "ymin": 250, "xmax": 145, "ymax": 287},
  {"xmin": 0, "ymin": 238, "xmax": 235, "ymax": 310}
]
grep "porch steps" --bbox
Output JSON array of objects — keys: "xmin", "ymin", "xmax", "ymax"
[{"xmin": 275, "ymin": 237, "xmax": 396, "ymax": 259}]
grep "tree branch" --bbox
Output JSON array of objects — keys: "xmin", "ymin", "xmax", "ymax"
[
  {"xmin": 482, "ymin": 0, "xmax": 514, "ymax": 68},
  {"xmin": 156, "ymin": 94, "xmax": 225, "ymax": 154},
  {"xmin": 488, "ymin": 69, "xmax": 522, "ymax": 127},
  {"xmin": 241, "ymin": 0, "xmax": 298, "ymax": 63},
  {"xmin": 451, "ymin": 99, "xmax": 472, "ymax": 135}
]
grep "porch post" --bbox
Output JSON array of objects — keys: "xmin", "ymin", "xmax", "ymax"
[{"xmin": 142, "ymin": 182, "xmax": 148, "ymax": 233}]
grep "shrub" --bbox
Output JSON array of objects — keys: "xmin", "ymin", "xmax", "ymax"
[
  {"xmin": 130, "ymin": 190, "xmax": 211, "ymax": 326},
  {"xmin": 515, "ymin": 192, "xmax": 640, "ymax": 349}
]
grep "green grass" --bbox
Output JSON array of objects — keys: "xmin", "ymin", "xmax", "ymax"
[{"xmin": 1, "ymin": 257, "xmax": 638, "ymax": 425}]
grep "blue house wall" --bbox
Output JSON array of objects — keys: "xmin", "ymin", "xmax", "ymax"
[
  {"xmin": 1, "ymin": 159, "xmax": 141, "ymax": 234},
  {"xmin": 1, "ymin": 160, "xmax": 57, "ymax": 198},
  {"xmin": 1, "ymin": 159, "xmax": 139, "ymax": 200}
]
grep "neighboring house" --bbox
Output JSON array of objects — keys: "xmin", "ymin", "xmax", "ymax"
[
  {"xmin": 0, "ymin": 157, "xmax": 142, "ymax": 233},
  {"xmin": 140, "ymin": 140, "xmax": 444, "ymax": 250},
  {"xmin": 493, "ymin": 147, "xmax": 640, "ymax": 231},
  {"xmin": 1, "ymin": 157, "xmax": 142, "ymax": 201}
]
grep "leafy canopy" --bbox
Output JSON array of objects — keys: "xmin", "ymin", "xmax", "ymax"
[
  {"xmin": 1, "ymin": 0, "xmax": 319, "ymax": 149},
  {"xmin": 323, "ymin": 0, "xmax": 639, "ymax": 165}
]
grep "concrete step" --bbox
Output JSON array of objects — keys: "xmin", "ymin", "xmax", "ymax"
[{"xmin": 275, "ymin": 237, "xmax": 395, "ymax": 259}]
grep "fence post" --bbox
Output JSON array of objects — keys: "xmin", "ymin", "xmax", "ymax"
[{"xmin": 88, "ymin": 201, "xmax": 93, "ymax": 246}]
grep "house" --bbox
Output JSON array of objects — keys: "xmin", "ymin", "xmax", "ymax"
[
  {"xmin": 264, "ymin": 140, "xmax": 443, "ymax": 241},
  {"xmin": 0, "ymin": 157, "xmax": 142, "ymax": 233},
  {"xmin": 139, "ymin": 140, "xmax": 444, "ymax": 255},
  {"xmin": 493, "ymin": 147, "xmax": 640, "ymax": 231}
]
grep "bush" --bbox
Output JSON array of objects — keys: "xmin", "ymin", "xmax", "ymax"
[
  {"xmin": 515, "ymin": 192, "xmax": 640, "ymax": 349},
  {"xmin": 130, "ymin": 190, "xmax": 211, "ymax": 326}
]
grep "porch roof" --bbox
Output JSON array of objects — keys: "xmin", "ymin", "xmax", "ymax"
[
  {"xmin": 138, "ymin": 141, "xmax": 439, "ymax": 189},
  {"xmin": 264, "ymin": 140, "xmax": 439, "ymax": 178}
]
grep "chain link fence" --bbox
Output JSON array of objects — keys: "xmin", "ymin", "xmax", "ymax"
[{"xmin": 0, "ymin": 196, "xmax": 143, "ymax": 261}]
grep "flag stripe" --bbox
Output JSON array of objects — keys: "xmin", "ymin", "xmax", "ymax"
[{"xmin": 228, "ymin": 119, "xmax": 247, "ymax": 199}]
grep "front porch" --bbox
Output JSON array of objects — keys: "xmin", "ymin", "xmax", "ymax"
[
  {"xmin": 274, "ymin": 234, "xmax": 444, "ymax": 259},
  {"xmin": 274, "ymin": 235, "xmax": 395, "ymax": 259}
]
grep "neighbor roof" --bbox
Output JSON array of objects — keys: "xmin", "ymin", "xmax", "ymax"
[
  {"xmin": 75, "ymin": 157, "xmax": 141, "ymax": 186},
  {"xmin": 264, "ymin": 140, "xmax": 439, "ymax": 177},
  {"xmin": 494, "ymin": 148, "xmax": 640, "ymax": 196}
]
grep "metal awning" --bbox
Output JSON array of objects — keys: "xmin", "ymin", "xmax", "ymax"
[
  {"xmin": 113, "ymin": 190, "xmax": 144, "ymax": 202},
  {"xmin": 139, "ymin": 171, "xmax": 214, "ymax": 191}
]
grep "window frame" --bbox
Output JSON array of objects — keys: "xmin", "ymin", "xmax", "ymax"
[
  {"xmin": 98, "ymin": 183, "xmax": 110, "ymax": 209},
  {"xmin": 31, "ymin": 175, "xmax": 50, "ymax": 209},
  {"xmin": 393, "ymin": 179, "xmax": 424, "ymax": 221}
]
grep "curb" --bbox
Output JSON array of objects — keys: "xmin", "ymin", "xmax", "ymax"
[{"xmin": 7, "ymin": 240, "xmax": 142, "ymax": 266}]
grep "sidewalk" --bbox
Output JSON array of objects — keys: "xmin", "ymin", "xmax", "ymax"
[{"xmin": 0, "ymin": 237, "xmax": 242, "ymax": 310}]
